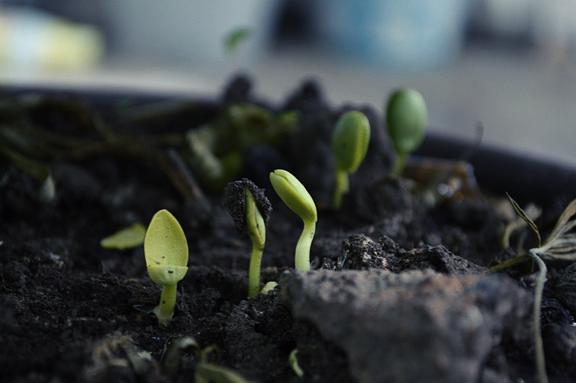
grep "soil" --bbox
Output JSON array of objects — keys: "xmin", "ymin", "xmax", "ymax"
[{"xmin": 1, "ymin": 76, "xmax": 575, "ymax": 383}]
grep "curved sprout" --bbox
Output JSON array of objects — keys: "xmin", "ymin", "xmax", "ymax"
[{"xmin": 269, "ymin": 169, "xmax": 317, "ymax": 271}]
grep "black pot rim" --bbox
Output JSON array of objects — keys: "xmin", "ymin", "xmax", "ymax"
[{"xmin": 2, "ymin": 83, "xmax": 574, "ymax": 207}]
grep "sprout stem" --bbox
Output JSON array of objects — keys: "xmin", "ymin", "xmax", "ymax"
[
  {"xmin": 488, "ymin": 253, "xmax": 529, "ymax": 273},
  {"xmin": 248, "ymin": 245, "xmax": 263, "ymax": 297},
  {"xmin": 332, "ymin": 169, "xmax": 349, "ymax": 209},
  {"xmin": 529, "ymin": 249, "xmax": 549, "ymax": 383},
  {"xmin": 391, "ymin": 152, "xmax": 407, "ymax": 177},
  {"xmin": 156, "ymin": 284, "xmax": 177, "ymax": 326},
  {"xmin": 296, "ymin": 220, "xmax": 316, "ymax": 272}
]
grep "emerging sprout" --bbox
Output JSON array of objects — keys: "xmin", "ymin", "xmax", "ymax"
[
  {"xmin": 260, "ymin": 281, "xmax": 278, "ymax": 295},
  {"xmin": 289, "ymin": 349, "xmax": 304, "ymax": 378},
  {"xmin": 385, "ymin": 88, "xmax": 428, "ymax": 176},
  {"xmin": 100, "ymin": 223, "xmax": 146, "ymax": 250},
  {"xmin": 269, "ymin": 169, "xmax": 317, "ymax": 271},
  {"xmin": 224, "ymin": 179, "xmax": 272, "ymax": 297},
  {"xmin": 144, "ymin": 209, "xmax": 189, "ymax": 326},
  {"xmin": 331, "ymin": 111, "xmax": 371, "ymax": 209}
]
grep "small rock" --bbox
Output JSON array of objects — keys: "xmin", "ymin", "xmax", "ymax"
[
  {"xmin": 312, "ymin": 235, "xmax": 343, "ymax": 270},
  {"xmin": 222, "ymin": 74, "xmax": 252, "ymax": 103},
  {"xmin": 339, "ymin": 234, "xmax": 390, "ymax": 271},
  {"xmin": 394, "ymin": 245, "xmax": 485, "ymax": 275},
  {"xmin": 281, "ymin": 270, "xmax": 529, "ymax": 383}
]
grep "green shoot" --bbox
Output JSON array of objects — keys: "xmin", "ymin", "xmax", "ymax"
[
  {"xmin": 100, "ymin": 223, "xmax": 146, "ymax": 250},
  {"xmin": 269, "ymin": 169, "xmax": 317, "ymax": 271},
  {"xmin": 224, "ymin": 179, "xmax": 271, "ymax": 297},
  {"xmin": 289, "ymin": 349, "xmax": 304, "ymax": 378},
  {"xmin": 385, "ymin": 89, "xmax": 427, "ymax": 176},
  {"xmin": 246, "ymin": 190, "xmax": 266, "ymax": 297},
  {"xmin": 144, "ymin": 209, "xmax": 189, "ymax": 326},
  {"xmin": 224, "ymin": 27, "xmax": 252, "ymax": 56},
  {"xmin": 528, "ymin": 249, "xmax": 548, "ymax": 383},
  {"xmin": 260, "ymin": 281, "xmax": 278, "ymax": 295},
  {"xmin": 330, "ymin": 111, "xmax": 371, "ymax": 209}
]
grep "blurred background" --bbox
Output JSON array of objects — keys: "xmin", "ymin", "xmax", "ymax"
[{"xmin": 1, "ymin": 0, "xmax": 575, "ymax": 164}]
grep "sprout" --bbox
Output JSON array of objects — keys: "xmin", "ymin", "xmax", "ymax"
[
  {"xmin": 144, "ymin": 209, "xmax": 189, "ymax": 326},
  {"xmin": 289, "ymin": 349, "xmax": 304, "ymax": 378},
  {"xmin": 224, "ymin": 179, "xmax": 272, "ymax": 297},
  {"xmin": 330, "ymin": 111, "xmax": 371, "ymax": 209},
  {"xmin": 385, "ymin": 89, "xmax": 428, "ymax": 176},
  {"xmin": 489, "ymin": 194, "xmax": 576, "ymax": 383},
  {"xmin": 260, "ymin": 281, "xmax": 278, "ymax": 295},
  {"xmin": 269, "ymin": 169, "xmax": 317, "ymax": 271}
]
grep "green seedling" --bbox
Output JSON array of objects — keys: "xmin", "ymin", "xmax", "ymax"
[
  {"xmin": 144, "ymin": 209, "xmax": 189, "ymax": 326},
  {"xmin": 224, "ymin": 179, "xmax": 272, "ymax": 297},
  {"xmin": 100, "ymin": 223, "xmax": 146, "ymax": 250},
  {"xmin": 269, "ymin": 169, "xmax": 317, "ymax": 271},
  {"xmin": 260, "ymin": 281, "xmax": 278, "ymax": 295},
  {"xmin": 385, "ymin": 88, "xmax": 428, "ymax": 176},
  {"xmin": 331, "ymin": 111, "xmax": 371, "ymax": 209},
  {"xmin": 289, "ymin": 349, "xmax": 304, "ymax": 378}
]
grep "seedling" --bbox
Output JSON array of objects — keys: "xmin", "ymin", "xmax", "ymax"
[
  {"xmin": 224, "ymin": 179, "xmax": 272, "ymax": 297},
  {"xmin": 260, "ymin": 281, "xmax": 278, "ymax": 295},
  {"xmin": 491, "ymin": 195, "xmax": 576, "ymax": 383},
  {"xmin": 269, "ymin": 169, "xmax": 317, "ymax": 271},
  {"xmin": 330, "ymin": 111, "xmax": 371, "ymax": 209},
  {"xmin": 289, "ymin": 349, "xmax": 304, "ymax": 378},
  {"xmin": 385, "ymin": 88, "xmax": 427, "ymax": 176},
  {"xmin": 144, "ymin": 209, "xmax": 189, "ymax": 326}
]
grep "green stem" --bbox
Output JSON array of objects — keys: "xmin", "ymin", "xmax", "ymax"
[
  {"xmin": 155, "ymin": 284, "xmax": 177, "ymax": 326},
  {"xmin": 488, "ymin": 254, "xmax": 529, "ymax": 273},
  {"xmin": 248, "ymin": 244, "xmax": 263, "ymax": 297},
  {"xmin": 391, "ymin": 152, "xmax": 407, "ymax": 177},
  {"xmin": 295, "ymin": 220, "xmax": 316, "ymax": 272},
  {"xmin": 332, "ymin": 169, "xmax": 349, "ymax": 210},
  {"xmin": 529, "ymin": 250, "xmax": 549, "ymax": 383}
]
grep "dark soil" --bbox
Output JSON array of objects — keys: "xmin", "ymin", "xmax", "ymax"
[{"xmin": 0, "ymin": 76, "xmax": 575, "ymax": 383}]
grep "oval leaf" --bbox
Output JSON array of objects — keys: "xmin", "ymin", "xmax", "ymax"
[
  {"xmin": 100, "ymin": 223, "xmax": 146, "ymax": 250},
  {"xmin": 386, "ymin": 89, "xmax": 427, "ymax": 155},
  {"xmin": 269, "ymin": 169, "xmax": 317, "ymax": 223},
  {"xmin": 144, "ymin": 210, "xmax": 189, "ymax": 271},
  {"xmin": 331, "ymin": 111, "xmax": 371, "ymax": 173}
]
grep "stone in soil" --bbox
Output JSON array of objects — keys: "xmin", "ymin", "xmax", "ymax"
[{"xmin": 281, "ymin": 269, "xmax": 530, "ymax": 383}]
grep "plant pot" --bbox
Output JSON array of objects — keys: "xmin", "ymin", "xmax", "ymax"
[{"xmin": 0, "ymin": 78, "xmax": 574, "ymax": 383}]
